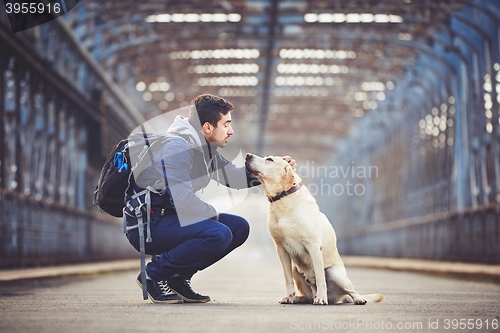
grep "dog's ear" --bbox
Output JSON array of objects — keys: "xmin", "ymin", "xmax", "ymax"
[{"xmin": 283, "ymin": 164, "xmax": 295, "ymax": 185}]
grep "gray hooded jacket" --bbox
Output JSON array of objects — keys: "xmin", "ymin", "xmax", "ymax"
[{"xmin": 134, "ymin": 115, "xmax": 259, "ymax": 226}]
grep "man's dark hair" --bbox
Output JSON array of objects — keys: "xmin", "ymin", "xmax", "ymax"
[{"xmin": 189, "ymin": 94, "xmax": 234, "ymax": 127}]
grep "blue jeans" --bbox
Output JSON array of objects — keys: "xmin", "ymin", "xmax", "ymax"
[{"xmin": 126, "ymin": 212, "xmax": 250, "ymax": 281}]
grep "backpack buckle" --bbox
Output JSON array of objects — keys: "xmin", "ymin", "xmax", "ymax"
[{"xmin": 124, "ymin": 196, "xmax": 148, "ymax": 218}]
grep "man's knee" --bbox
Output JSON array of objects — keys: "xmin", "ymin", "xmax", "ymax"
[
  {"xmin": 209, "ymin": 224, "xmax": 233, "ymax": 253},
  {"xmin": 235, "ymin": 217, "xmax": 250, "ymax": 244},
  {"xmin": 219, "ymin": 214, "xmax": 250, "ymax": 239}
]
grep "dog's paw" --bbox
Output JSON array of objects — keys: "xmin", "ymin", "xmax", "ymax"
[
  {"xmin": 353, "ymin": 296, "xmax": 367, "ymax": 305},
  {"xmin": 313, "ymin": 296, "xmax": 328, "ymax": 305},
  {"xmin": 279, "ymin": 295, "xmax": 295, "ymax": 304}
]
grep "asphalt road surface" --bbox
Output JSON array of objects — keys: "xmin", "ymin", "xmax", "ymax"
[{"xmin": 0, "ymin": 254, "xmax": 499, "ymax": 333}]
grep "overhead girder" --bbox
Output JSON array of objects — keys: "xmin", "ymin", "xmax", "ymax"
[
  {"xmin": 58, "ymin": 0, "xmax": 500, "ymax": 163},
  {"xmin": 66, "ymin": 2, "xmax": 450, "ymax": 62}
]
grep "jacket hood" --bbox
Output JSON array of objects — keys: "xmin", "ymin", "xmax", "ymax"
[
  {"xmin": 165, "ymin": 114, "xmax": 222, "ymax": 185},
  {"xmin": 167, "ymin": 115, "xmax": 221, "ymax": 156},
  {"xmin": 167, "ymin": 115, "xmax": 204, "ymax": 151}
]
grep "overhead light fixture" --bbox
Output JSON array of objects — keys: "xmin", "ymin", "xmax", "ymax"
[
  {"xmin": 190, "ymin": 63, "xmax": 259, "ymax": 74},
  {"xmin": 304, "ymin": 13, "xmax": 318, "ymax": 22},
  {"xmin": 197, "ymin": 76, "xmax": 259, "ymax": 86},
  {"xmin": 361, "ymin": 81, "xmax": 386, "ymax": 91},
  {"xmin": 345, "ymin": 13, "xmax": 361, "ymax": 23},
  {"xmin": 303, "ymin": 13, "xmax": 403, "ymax": 24},
  {"xmin": 279, "ymin": 49, "xmax": 356, "ymax": 59},
  {"xmin": 218, "ymin": 88, "xmax": 257, "ymax": 97},
  {"xmin": 275, "ymin": 76, "xmax": 342, "ymax": 86},
  {"xmin": 136, "ymin": 79, "xmax": 170, "ymax": 93},
  {"xmin": 398, "ymin": 32, "xmax": 412, "ymax": 41},
  {"xmin": 273, "ymin": 87, "xmax": 330, "ymax": 97},
  {"xmin": 277, "ymin": 63, "xmax": 350, "ymax": 74},
  {"xmin": 146, "ymin": 13, "xmax": 241, "ymax": 23},
  {"xmin": 170, "ymin": 49, "xmax": 259, "ymax": 59},
  {"xmin": 135, "ymin": 81, "xmax": 146, "ymax": 91}
]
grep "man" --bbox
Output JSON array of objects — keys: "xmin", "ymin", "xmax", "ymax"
[{"xmin": 126, "ymin": 94, "xmax": 296, "ymax": 304}]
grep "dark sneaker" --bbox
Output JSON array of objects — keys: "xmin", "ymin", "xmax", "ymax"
[
  {"xmin": 167, "ymin": 274, "xmax": 211, "ymax": 303},
  {"xmin": 136, "ymin": 273, "xmax": 183, "ymax": 304}
]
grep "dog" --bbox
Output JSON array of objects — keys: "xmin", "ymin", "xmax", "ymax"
[{"xmin": 245, "ymin": 153, "xmax": 384, "ymax": 305}]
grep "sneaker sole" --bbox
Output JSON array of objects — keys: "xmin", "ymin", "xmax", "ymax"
[
  {"xmin": 136, "ymin": 279, "xmax": 184, "ymax": 304},
  {"xmin": 169, "ymin": 287, "xmax": 211, "ymax": 303}
]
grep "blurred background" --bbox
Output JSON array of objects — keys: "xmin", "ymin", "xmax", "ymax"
[{"xmin": 1, "ymin": 0, "xmax": 499, "ymax": 268}]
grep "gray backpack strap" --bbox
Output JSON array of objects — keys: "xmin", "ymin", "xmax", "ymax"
[
  {"xmin": 123, "ymin": 186, "xmax": 163, "ymax": 300},
  {"xmin": 136, "ymin": 209, "xmax": 148, "ymax": 300}
]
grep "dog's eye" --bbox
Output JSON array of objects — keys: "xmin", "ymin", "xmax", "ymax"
[{"xmin": 266, "ymin": 157, "xmax": 274, "ymax": 162}]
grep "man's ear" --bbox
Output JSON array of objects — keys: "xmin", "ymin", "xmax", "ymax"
[{"xmin": 202, "ymin": 122, "xmax": 212, "ymax": 134}]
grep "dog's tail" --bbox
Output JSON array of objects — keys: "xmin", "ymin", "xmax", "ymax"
[{"xmin": 362, "ymin": 294, "xmax": 385, "ymax": 303}]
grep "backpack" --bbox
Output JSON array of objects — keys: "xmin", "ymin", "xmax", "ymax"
[
  {"xmin": 93, "ymin": 138, "xmax": 132, "ymax": 217},
  {"xmin": 92, "ymin": 131, "xmax": 186, "ymax": 301},
  {"xmin": 93, "ymin": 132, "xmax": 166, "ymax": 217}
]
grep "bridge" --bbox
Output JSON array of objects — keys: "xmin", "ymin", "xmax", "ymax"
[{"xmin": 0, "ymin": 1, "xmax": 499, "ymax": 331}]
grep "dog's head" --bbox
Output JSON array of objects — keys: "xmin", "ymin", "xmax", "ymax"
[{"xmin": 245, "ymin": 153, "xmax": 301, "ymax": 198}]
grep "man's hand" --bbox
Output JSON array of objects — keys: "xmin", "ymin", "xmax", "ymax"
[{"xmin": 282, "ymin": 156, "xmax": 297, "ymax": 171}]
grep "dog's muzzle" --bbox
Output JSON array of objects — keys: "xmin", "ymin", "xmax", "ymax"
[{"xmin": 245, "ymin": 153, "xmax": 259, "ymax": 175}]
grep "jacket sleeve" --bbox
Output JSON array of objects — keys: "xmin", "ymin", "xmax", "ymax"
[
  {"xmin": 212, "ymin": 153, "xmax": 261, "ymax": 189},
  {"xmin": 159, "ymin": 138, "xmax": 218, "ymax": 226}
]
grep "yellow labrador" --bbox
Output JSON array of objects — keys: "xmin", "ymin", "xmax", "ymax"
[{"xmin": 245, "ymin": 153, "xmax": 384, "ymax": 305}]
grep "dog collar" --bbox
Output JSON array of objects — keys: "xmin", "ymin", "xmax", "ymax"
[{"xmin": 268, "ymin": 183, "xmax": 303, "ymax": 203}]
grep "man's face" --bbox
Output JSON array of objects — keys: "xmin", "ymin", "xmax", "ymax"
[{"xmin": 205, "ymin": 112, "xmax": 234, "ymax": 148}]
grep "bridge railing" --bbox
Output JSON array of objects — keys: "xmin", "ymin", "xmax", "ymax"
[{"xmin": 0, "ymin": 13, "xmax": 142, "ymax": 267}]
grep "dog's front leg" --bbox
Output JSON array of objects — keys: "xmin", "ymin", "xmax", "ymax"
[
  {"xmin": 308, "ymin": 246, "xmax": 328, "ymax": 305},
  {"xmin": 275, "ymin": 244, "xmax": 295, "ymax": 304}
]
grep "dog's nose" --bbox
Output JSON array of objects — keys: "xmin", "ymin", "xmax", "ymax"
[{"xmin": 245, "ymin": 153, "xmax": 253, "ymax": 161}]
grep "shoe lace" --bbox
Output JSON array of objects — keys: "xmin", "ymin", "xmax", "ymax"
[
  {"xmin": 183, "ymin": 279, "xmax": 202, "ymax": 296},
  {"xmin": 157, "ymin": 280, "xmax": 174, "ymax": 296}
]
